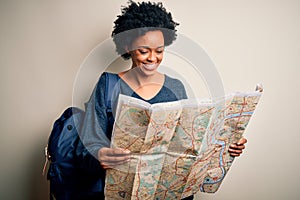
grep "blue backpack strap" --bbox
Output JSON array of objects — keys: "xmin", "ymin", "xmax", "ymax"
[
  {"xmin": 105, "ymin": 72, "xmax": 120, "ymax": 112},
  {"xmin": 104, "ymin": 72, "xmax": 120, "ymax": 139}
]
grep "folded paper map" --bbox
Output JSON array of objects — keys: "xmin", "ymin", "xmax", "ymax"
[{"xmin": 105, "ymin": 86, "xmax": 262, "ymax": 200}]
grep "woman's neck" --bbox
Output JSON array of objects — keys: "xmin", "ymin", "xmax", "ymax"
[
  {"xmin": 120, "ymin": 67, "xmax": 162, "ymax": 87},
  {"xmin": 119, "ymin": 67, "xmax": 165, "ymax": 100}
]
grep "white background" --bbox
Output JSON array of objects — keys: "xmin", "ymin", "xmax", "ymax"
[{"xmin": 0, "ymin": 0, "xmax": 299, "ymax": 199}]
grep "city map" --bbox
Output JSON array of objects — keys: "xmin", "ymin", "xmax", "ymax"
[{"xmin": 105, "ymin": 88, "xmax": 262, "ymax": 200}]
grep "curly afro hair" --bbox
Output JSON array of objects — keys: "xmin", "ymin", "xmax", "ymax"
[{"xmin": 112, "ymin": 0, "xmax": 179, "ymax": 59}]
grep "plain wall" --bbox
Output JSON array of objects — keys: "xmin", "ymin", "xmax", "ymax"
[{"xmin": 1, "ymin": 0, "xmax": 300, "ymax": 199}]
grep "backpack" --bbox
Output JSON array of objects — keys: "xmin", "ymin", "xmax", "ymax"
[{"xmin": 44, "ymin": 72, "xmax": 120, "ymax": 200}]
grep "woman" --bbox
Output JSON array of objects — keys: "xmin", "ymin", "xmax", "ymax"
[{"xmin": 81, "ymin": 1, "xmax": 247, "ymax": 199}]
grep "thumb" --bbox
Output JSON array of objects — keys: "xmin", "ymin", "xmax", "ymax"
[{"xmin": 237, "ymin": 137, "xmax": 247, "ymax": 145}]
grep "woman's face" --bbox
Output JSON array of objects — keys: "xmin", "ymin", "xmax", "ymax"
[{"xmin": 129, "ymin": 30, "xmax": 164, "ymax": 76}]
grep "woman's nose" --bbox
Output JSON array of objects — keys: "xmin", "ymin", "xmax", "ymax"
[{"xmin": 147, "ymin": 51, "xmax": 156, "ymax": 62}]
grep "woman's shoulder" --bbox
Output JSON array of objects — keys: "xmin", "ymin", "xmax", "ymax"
[
  {"xmin": 164, "ymin": 74, "xmax": 185, "ymax": 88},
  {"xmin": 94, "ymin": 72, "xmax": 120, "ymax": 95},
  {"xmin": 163, "ymin": 74, "xmax": 187, "ymax": 99},
  {"xmin": 99, "ymin": 72, "xmax": 119, "ymax": 79},
  {"xmin": 98, "ymin": 72, "xmax": 120, "ymax": 84}
]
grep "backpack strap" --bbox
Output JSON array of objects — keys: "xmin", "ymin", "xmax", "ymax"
[
  {"xmin": 104, "ymin": 73, "xmax": 120, "ymax": 139},
  {"xmin": 104, "ymin": 72, "xmax": 120, "ymax": 113}
]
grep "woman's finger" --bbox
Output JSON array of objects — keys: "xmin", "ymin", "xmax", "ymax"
[
  {"xmin": 107, "ymin": 148, "xmax": 131, "ymax": 156},
  {"xmin": 237, "ymin": 137, "xmax": 247, "ymax": 145},
  {"xmin": 228, "ymin": 148, "xmax": 243, "ymax": 154},
  {"xmin": 100, "ymin": 158, "xmax": 130, "ymax": 169},
  {"xmin": 228, "ymin": 148, "xmax": 243, "ymax": 157},
  {"xmin": 229, "ymin": 152, "xmax": 241, "ymax": 157},
  {"xmin": 98, "ymin": 147, "xmax": 131, "ymax": 164},
  {"xmin": 229, "ymin": 144, "xmax": 245, "ymax": 150}
]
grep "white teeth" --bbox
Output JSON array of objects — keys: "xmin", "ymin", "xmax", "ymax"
[{"xmin": 142, "ymin": 63, "xmax": 157, "ymax": 70}]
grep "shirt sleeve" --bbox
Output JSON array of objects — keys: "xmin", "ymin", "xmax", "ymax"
[
  {"xmin": 166, "ymin": 76, "xmax": 188, "ymax": 100},
  {"xmin": 79, "ymin": 73, "xmax": 110, "ymax": 159},
  {"xmin": 178, "ymin": 80, "xmax": 188, "ymax": 100}
]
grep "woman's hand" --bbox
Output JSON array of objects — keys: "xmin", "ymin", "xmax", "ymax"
[
  {"xmin": 98, "ymin": 147, "xmax": 131, "ymax": 169},
  {"xmin": 228, "ymin": 137, "xmax": 247, "ymax": 157}
]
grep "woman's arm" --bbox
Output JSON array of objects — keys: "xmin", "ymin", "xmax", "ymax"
[
  {"xmin": 80, "ymin": 73, "xmax": 130, "ymax": 169},
  {"xmin": 80, "ymin": 74, "xmax": 111, "ymax": 158}
]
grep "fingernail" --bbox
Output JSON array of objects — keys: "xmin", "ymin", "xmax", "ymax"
[{"xmin": 124, "ymin": 149, "xmax": 131, "ymax": 154}]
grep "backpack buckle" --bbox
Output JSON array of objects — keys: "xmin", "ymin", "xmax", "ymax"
[
  {"xmin": 44, "ymin": 145, "xmax": 51, "ymax": 160},
  {"xmin": 42, "ymin": 145, "xmax": 51, "ymax": 176}
]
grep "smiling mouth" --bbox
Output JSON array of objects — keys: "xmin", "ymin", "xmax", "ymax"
[{"xmin": 142, "ymin": 63, "xmax": 158, "ymax": 71}]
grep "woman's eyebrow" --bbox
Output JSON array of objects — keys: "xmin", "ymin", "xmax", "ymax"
[{"xmin": 137, "ymin": 45, "xmax": 165, "ymax": 49}]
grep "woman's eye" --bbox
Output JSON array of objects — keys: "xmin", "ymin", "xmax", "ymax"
[
  {"xmin": 156, "ymin": 48, "xmax": 164, "ymax": 54},
  {"xmin": 139, "ymin": 50, "xmax": 148, "ymax": 54}
]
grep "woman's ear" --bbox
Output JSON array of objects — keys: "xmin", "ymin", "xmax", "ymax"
[
  {"xmin": 125, "ymin": 46, "xmax": 130, "ymax": 54},
  {"xmin": 125, "ymin": 46, "xmax": 132, "ymax": 58}
]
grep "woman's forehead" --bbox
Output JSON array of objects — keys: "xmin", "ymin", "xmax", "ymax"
[{"xmin": 131, "ymin": 30, "xmax": 165, "ymax": 49}]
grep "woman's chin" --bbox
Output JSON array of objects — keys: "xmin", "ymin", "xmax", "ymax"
[
  {"xmin": 142, "ymin": 63, "xmax": 158, "ymax": 71},
  {"xmin": 144, "ymin": 64, "xmax": 160, "ymax": 73},
  {"xmin": 140, "ymin": 67, "xmax": 158, "ymax": 76},
  {"xmin": 129, "ymin": 64, "xmax": 160, "ymax": 77}
]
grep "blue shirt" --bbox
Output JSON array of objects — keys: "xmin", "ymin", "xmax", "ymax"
[{"xmin": 80, "ymin": 72, "xmax": 187, "ymax": 158}]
